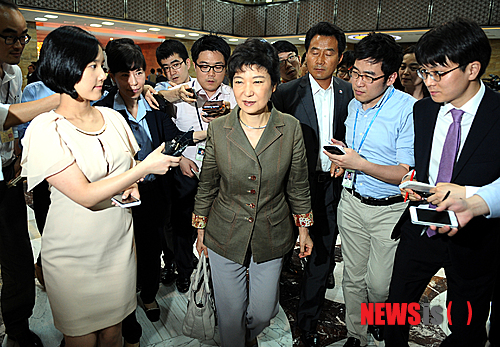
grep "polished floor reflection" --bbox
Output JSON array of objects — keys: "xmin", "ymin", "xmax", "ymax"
[{"xmin": 0, "ymin": 207, "xmax": 490, "ymax": 346}]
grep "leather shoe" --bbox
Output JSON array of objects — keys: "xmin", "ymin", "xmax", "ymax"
[
  {"xmin": 301, "ymin": 331, "xmax": 319, "ymax": 347},
  {"xmin": 343, "ymin": 337, "xmax": 360, "ymax": 347},
  {"xmin": 143, "ymin": 299, "xmax": 161, "ymax": 322},
  {"xmin": 326, "ymin": 272, "xmax": 335, "ymax": 289},
  {"xmin": 368, "ymin": 324, "xmax": 384, "ymax": 341},
  {"xmin": 176, "ymin": 276, "xmax": 190, "ymax": 294},
  {"xmin": 160, "ymin": 263, "xmax": 176, "ymax": 286}
]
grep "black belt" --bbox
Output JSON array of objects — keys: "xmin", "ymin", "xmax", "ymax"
[{"xmin": 345, "ymin": 188, "xmax": 404, "ymax": 206}]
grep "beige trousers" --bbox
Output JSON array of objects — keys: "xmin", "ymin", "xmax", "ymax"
[{"xmin": 337, "ymin": 188, "xmax": 407, "ymax": 345}]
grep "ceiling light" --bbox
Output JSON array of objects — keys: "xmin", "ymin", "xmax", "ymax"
[
  {"xmin": 228, "ymin": 38, "xmax": 239, "ymax": 42},
  {"xmin": 149, "ymin": 28, "xmax": 161, "ymax": 31},
  {"xmin": 90, "ymin": 24, "xmax": 102, "ymax": 27},
  {"xmin": 44, "ymin": 14, "xmax": 58, "ymax": 19},
  {"xmin": 136, "ymin": 29, "xmax": 148, "ymax": 33},
  {"xmin": 189, "ymin": 33, "xmax": 200, "ymax": 37},
  {"xmin": 34, "ymin": 17, "xmax": 48, "ymax": 21},
  {"xmin": 109, "ymin": 38, "xmax": 114, "ymax": 40},
  {"xmin": 298, "ymin": 37, "xmax": 305, "ymax": 41},
  {"xmin": 102, "ymin": 21, "xmax": 114, "ymax": 26},
  {"xmin": 266, "ymin": 0, "xmax": 272, "ymax": 2},
  {"xmin": 175, "ymin": 34, "xmax": 186, "ymax": 37},
  {"xmin": 348, "ymin": 34, "xmax": 401, "ymax": 41}
]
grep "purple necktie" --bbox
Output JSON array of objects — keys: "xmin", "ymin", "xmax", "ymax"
[{"xmin": 427, "ymin": 108, "xmax": 464, "ymax": 237}]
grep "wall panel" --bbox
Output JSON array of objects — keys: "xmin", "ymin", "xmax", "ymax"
[
  {"xmin": 430, "ymin": 0, "xmax": 491, "ymax": 27},
  {"xmin": 169, "ymin": 0, "xmax": 203, "ymax": 30},
  {"xmin": 78, "ymin": 0, "xmax": 124, "ymax": 18},
  {"xmin": 266, "ymin": 2, "xmax": 298, "ymax": 36},
  {"xmin": 128, "ymin": 0, "xmax": 167, "ymax": 24},
  {"xmin": 234, "ymin": 5, "xmax": 265, "ymax": 37},
  {"xmin": 205, "ymin": 0, "xmax": 233, "ymax": 34},
  {"xmin": 297, "ymin": 0, "xmax": 334, "ymax": 34},
  {"xmin": 336, "ymin": 0, "xmax": 379, "ymax": 32},
  {"xmin": 379, "ymin": 0, "xmax": 430, "ymax": 29}
]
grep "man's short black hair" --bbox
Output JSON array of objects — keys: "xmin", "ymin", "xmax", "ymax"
[
  {"xmin": 156, "ymin": 39, "xmax": 189, "ymax": 66},
  {"xmin": 0, "ymin": 0, "xmax": 19, "ymax": 11},
  {"xmin": 105, "ymin": 38, "xmax": 146, "ymax": 74},
  {"xmin": 191, "ymin": 34, "xmax": 231, "ymax": 66},
  {"xmin": 227, "ymin": 39, "xmax": 280, "ymax": 88},
  {"xmin": 415, "ymin": 18, "xmax": 490, "ymax": 79},
  {"xmin": 354, "ymin": 32, "xmax": 403, "ymax": 80},
  {"xmin": 272, "ymin": 40, "xmax": 298, "ymax": 55},
  {"xmin": 38, "ymin": 26, "xmax": 100, "ymax": 100},
  {"xmin": 305, "ymin": 22, "xmax": 346, "ymax": 55}
]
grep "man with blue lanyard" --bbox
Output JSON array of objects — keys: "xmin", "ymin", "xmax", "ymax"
[{"xmin": 326, "ymin": 33, "xmax": 415, "ymax": 347}]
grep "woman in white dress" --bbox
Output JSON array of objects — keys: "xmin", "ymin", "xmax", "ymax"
[{"xmin": 21, "ymin": 26, "xmax": 180, "ymax": 347}]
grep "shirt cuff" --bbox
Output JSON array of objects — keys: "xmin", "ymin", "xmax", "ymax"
[
  {"xmin": 293, "ymin": 212, "xmax": 314, "ymax": 227},
  {"xmin": 465, "ymin": 186, "xmax": 479, "ymax": 199},
  {"xmin": 192, "ymin": 213, "xmax": 208, "ymax": 229}
]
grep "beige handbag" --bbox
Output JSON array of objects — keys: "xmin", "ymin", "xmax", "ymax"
[{"xmin": 182, "ymin": 250, "xmax": 216, "ymax": 340}]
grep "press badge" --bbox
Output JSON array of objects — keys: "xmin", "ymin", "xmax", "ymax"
[
  {"xmin": 0, "ymin": 128, "xmax": 14, "ymax": 143},
  {"xmin": 195, "ymin": 143, "xmax": 206, "ymax": 161},
  {"xmin": 342, "ymin": 169, "xmax": 355, "ymax": 189}
]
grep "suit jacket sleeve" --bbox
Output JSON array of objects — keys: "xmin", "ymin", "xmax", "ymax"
[{"xmin": 192, "ymin": 122, "xmax": 220, "ymax": 228}]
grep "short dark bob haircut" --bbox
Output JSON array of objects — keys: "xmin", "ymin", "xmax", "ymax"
[
  {"xmin": 38, "ymin": 26, "xmax": 100, "ymax": 100},
  {"xmin": 191, "ymin": 34, "xmax": 231, "ymax": 66},
  {"xmin": 156, "ymin": 39, "xmax": 190, "ymax": 66},
  {"xmin": 305, "ymin": 22, "xmax": 346, "ymax": 56},
  {"xmin": 272, "ymin": 40, "xmax": 298, "ymax": 55},
  {"xmin": 354, "ymin": 32, "xmax": 403, "ymax": 81},
  {"xmin": 105, "ymin": 38, "xmax": 146, "ymax": 74},
  {"xmin": 227, "ymin": 39, "xmax": 280, "ymax": 88},
  {"xmin": 415, "ymin": 18, "xmax": 490, "ymax": 79}
]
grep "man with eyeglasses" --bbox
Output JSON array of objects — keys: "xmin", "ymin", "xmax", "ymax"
[
  {"xmin": 155, "ymin": 35, "xmax": 236, "ymax": 294},
  {"xmin": 325, "ymin": 33, "xmax": 415, "ymax": 347},
  {"xmin": 0, "ymin": 1, "xmax": 59, "ymax": 346},
  {"xmin": 386, "ymin": 19, "xmax": 500, "ymax": 347},
  {"xmin": 272, "ymin": 40, "xmax": 301, "ymax": 83},
  {"xmin": 272, "ymin": 22, "xmax": 353, "ymax": 347}
]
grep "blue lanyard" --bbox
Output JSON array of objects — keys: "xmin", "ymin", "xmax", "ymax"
[{"xmin": 352, "ymin": 87, "xmax": 395, "ymax": 152}]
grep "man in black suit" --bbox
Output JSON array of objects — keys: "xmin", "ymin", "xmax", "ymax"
[
  {"xmin": 272, "ymin": 22, "xmax": 353, "ymax": 347},
  {"xmin": 386, "ymin": 19, "xmax": 500, "ymax": 347}
]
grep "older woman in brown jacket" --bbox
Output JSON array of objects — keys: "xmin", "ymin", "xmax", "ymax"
[{"xmin": 192, "ymin": 39, "xmax": 313, "ymax": 347}]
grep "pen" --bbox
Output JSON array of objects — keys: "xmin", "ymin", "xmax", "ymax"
[
  {"xmin": 442, "ymin": 190, "xmax": 451, "ymax": 202},
  {"xmin": 404, "ymin": 170, "xmax": 415, "ymax": 202}
]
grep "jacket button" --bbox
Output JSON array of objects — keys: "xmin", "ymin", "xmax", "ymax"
[
  {"xmin": 248, "ymin": 217, "xmax": 254, "ymax": 223},
  {"xmin": 249, "ymin": 189, "xmax": 256, "ymax": 194},
  {"xmin": 249, "ymin": 175, "xmax": 256, "ymax": 181},
  {"xmin": 246, "ymin": 203, "xmax": 255, "ymax": 209}
]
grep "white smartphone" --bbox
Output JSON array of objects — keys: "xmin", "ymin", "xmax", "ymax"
[
  {"xmin": 399, "ymin": 181, "xmax": 435, "ymax": 192},
  {"xmin": 111, "ymin": 194, "xmax": 141, "ymax": 208},
  {"xmin": 323, "ymin": 145, "xmax": 346, "ymax": 155},
  {"xmin": 409, "ymin": 206, "xmax": 459, "ymax": 228}
]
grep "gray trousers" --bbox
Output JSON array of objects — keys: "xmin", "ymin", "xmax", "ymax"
[
  {"xmin": 208, "ymin": 249, "xmax": 283, "ymax": 347},
  {"xmin": 337, "ymin": 189, "xmax": 406, "ymax": 346}
]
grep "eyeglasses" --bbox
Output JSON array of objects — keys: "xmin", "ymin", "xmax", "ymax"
[
  {"xmin": 336, "ymin": 67, "xmax": 350, "ymax": 78},
  {"xmin": 279, "ymin": 54, "xmax": 298, "ymax": 65},
  {"xmin": 417, "ymin": 65, "xmax": 464, "ymax": 82},
  {"xmin": 0, "ymin": 33, "xmax": 31, "ymax": 45},
  {"xmin": 349, "ymin": 70, "xmax": 385, "ymax": 84},
  {"xmin": 161, "ymin": 61, "xmax": 185, "ymax": 72},
  {"xmin": 196, "ymin": 64, "xmax": 225, "ymax": 73}
]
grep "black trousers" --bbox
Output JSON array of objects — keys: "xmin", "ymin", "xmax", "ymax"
[
  {"xmin": 385, "ymin": 225, "xmax": 500, "ymax": 347},
  {"xmin": 170, "ymin": 167, "xmax": 198, "ymax": 279},
  {"xmin": 0, "ymin": 175, "xmax": 35, "ymax": 338},
  {"xmin": 132, "ymin": 178, "xmax": 166, "ymax": 304},
  {"xmin": 32, "ymin": 180, "xmax": 50, "ymax": 266},
  {"xmin": 297, "ymin": 176, "xmax": 339, "ymax": 332}
]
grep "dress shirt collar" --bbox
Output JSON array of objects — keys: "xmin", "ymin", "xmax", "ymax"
[
  {"xmin": 309, "ymin": 73, "xmax": 334, "ymax": 95},
  {"xmin": 113, "ymin": 92, "xmax": 151, "ymax": 123},
  {"xmin": 1, "ymin": 63, "xmax": 16, "ymax": 84},
  {"xmin": 440, "ymin": 80, "xmax": 485, "ymax": 117},
  {"xmin": 352, "ymin": 85, "xmax": 395, "ymax": 112}
]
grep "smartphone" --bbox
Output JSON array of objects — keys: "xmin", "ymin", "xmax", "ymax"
[
  {"xmin": 111, "ymin": 194, "xmax": 141, "ymax": 208},
  {"xmin": 323, "ymin": 145, "xmax": 346, "ymax": 155},
  {"xmin": 399, "ymin": 181, "xmax": 435, "ymax": 192},
  {"xmin": 409, "ymin": 206, "xmax": 459, "ymax": 228},
  {"xmin": 203, "ymin": 100, "xmax": 224, "ymax": 112}
]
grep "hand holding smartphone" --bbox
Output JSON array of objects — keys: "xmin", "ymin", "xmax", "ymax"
[
  {"xmin": 111, "ymin": 194, "xmax": 141, "ymax": 208},
  {"xmin": 323, "ymin": 145, "xmax": 346, "ymax": 155},
  {"xmin": 409, "ymin": 206, "xmax": 458, "ymax": 228}
]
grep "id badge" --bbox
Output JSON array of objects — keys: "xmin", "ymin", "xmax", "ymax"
[
  {"xmin": 195, "ymin": 143, "xmax": 206, "ymax": 161},
  {"xmin": 342, "ymin": 169, "xmax": 355, "ymax": 189},
  {"xmin": 0, "ymin": 128, "xmax": 14, "ymax": 143}
]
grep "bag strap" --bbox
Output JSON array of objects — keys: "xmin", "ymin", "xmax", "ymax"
[
  {"xmin": 201, "ymin": 251, "xmax": 211, "ymax": 294},
  {"xmin": 193, "ymin": 250, "xmax": 205, "ymax": 286}
]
